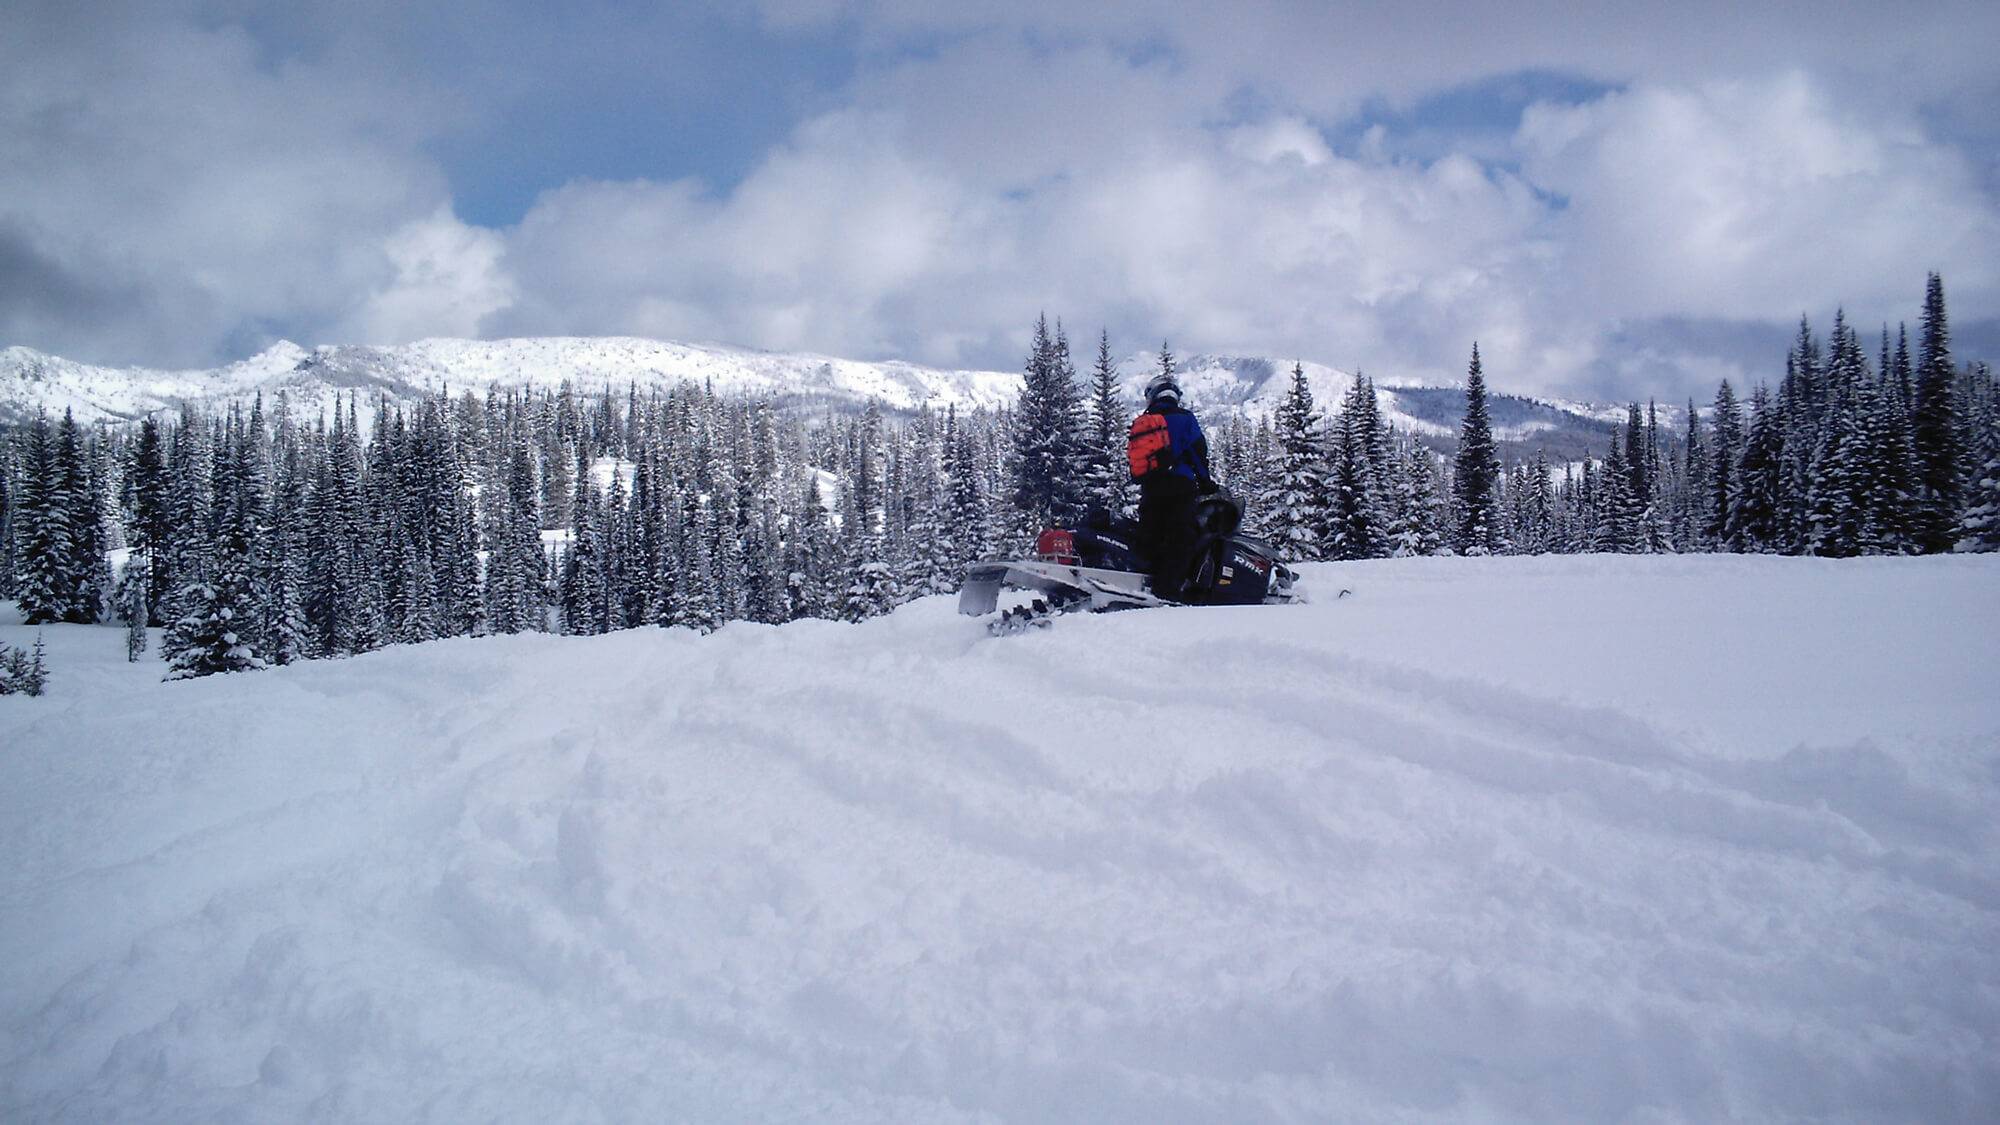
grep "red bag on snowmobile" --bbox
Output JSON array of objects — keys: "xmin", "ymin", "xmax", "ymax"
[
  {"xmin": 1127, "ymin": 413, "xmax": 1172, "ymax": 480},
  {"xmin": 1034, "ymin": 528, "xmax": 1079, "ymax": 564}
]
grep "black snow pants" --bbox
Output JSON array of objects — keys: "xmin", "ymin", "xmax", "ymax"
[{"xmin": 1138, "ymin": 474, "xmax": 1200, "ymax": 601}]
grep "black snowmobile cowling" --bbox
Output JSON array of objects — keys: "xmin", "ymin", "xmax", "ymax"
[{"xmin": 958, "ymin": 491, "xmax": 1305, "ymax": 633}]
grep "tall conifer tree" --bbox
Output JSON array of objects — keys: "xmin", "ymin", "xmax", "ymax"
[
  {"xmin": 1451, "ymin": 344, "xmax": 1502, "ymax": 554},
  {"xmin": 1269, "ymin": 362, "xmax": 1329, "ymax": 559},
  {"xmin": 1912, "ymin": 272, "xmax": 1963, "ymax": 551}
]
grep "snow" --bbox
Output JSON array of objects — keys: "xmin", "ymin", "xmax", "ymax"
[
  {"xmin": 3, "ymin": 555, "xmax": 1997, "ymax": 1121},
  {"xmin": 807, "ymin": 466, "xmax": 843, "ymax": 516},
  {"xmin": 587, "ymin": 456, "xmax": 636, "ymax": 491}
]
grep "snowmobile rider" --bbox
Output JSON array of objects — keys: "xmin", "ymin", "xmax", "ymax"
[{"xmin": 1128, "ymin": 372, "xmax": 1217, "ymax": 601}]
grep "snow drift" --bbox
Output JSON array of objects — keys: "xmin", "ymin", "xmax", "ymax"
[{"xmin": 3, "ymin": 555, "xmax": 1997, "ymax": 1121}]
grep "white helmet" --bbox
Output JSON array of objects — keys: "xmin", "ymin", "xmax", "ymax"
[{"xmin": 1145, "ymin": 372, "xmax": 1182, "ymax": 407}]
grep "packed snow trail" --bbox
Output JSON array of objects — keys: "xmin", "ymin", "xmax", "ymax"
[{"xmin": 3, "ymin": 555, "xmax": 1997, "ymax": 1122}]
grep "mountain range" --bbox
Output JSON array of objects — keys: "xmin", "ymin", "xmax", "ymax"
[{"xmin": 0, "ymin": 336, "xmax": 1631, "ymax": 462}]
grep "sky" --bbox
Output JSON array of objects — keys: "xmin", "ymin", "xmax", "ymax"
[{"xmin": 3, "ymin": 1, "xmax": 1997, "ymax": 401}]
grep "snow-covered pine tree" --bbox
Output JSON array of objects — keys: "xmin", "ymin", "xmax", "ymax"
[
  {"xmin": 708, "ymin": 399, "xmax": 741, "ymax": 574},
  {"xmin": 1516, "ymin": 449, "xmax": 1555, "ymax": 554},
  {"xmin": 307, "ymin": 399, "xmax": 366, "ymax": 654},
  {"xmin": 1268, "ymin": 362, "xmax": 1329, "ymax": 560},
  {"xmin": 704, "ymin": 446, "xmax": 745, "ymax": 625},
  {"xmin": 1328, "ymin": 378, "xmax": 1387, "ymax": 560},
  {"xmin": 1236, "ymin": 417, "xmax": 1278, "ymax": 531},
  {"xmin": 1503, "ymin": 463, "xmax": 1530, "ymax": 554},
  {"xmin": 1008, "ymin": 315, "xmax": 1088, "ymax": 538},
  {"xmin": 896, "ymin": 409, "xmax": 952, "ymax": 597},
  {"xmin": 1638, "ymin": 402, "xmax": 1668, "ymax": 551},
  {"xmin": 1777, "ymin": 321, "xmax": 1826, "ymax": 554},
  {"xmin": 786, "ymin": 474, "xmax": 834, "ymax": 620},
  {"xmin": 647, "ymin": 478, "xmax": 683, "ymax": 626},
  {"xmin": 1868, "ymin": 329, "xmax": 1920, "ymax": 554},
  {"xmin": 60, "ymin": 410, "xmax": 111, "ymax": 623},
  {"xmin": 1678, "ymin": 399, "xmax": 1708, "ymax": 551},
  {"xmin": 260, "ymin": 406, "xmax": 308, "ymax": 665},
  {"xmin": 599, "ymin": 467, "xmax": 631, "ymax": 632},
  {"xmin": 379, "ymin": 460, "xmax": 427, "ymax": 645},
  {"xmin": 1805, "ymin": 316, "xmax": 1867, "ymax": 556},
  {"xmin": 1081, "ymin": 329, "xmax": 1131, "ymax": 516},
  {"xmin": 839, "ymin": 534, "xmax": 899, "ymax": 623},
  {"xmin": 366, "ymin": 403, "xmax": 417, "ymax": 648},
  {"xmin": 943, "ymin": 405, "xmax": 990, "ymax": 577},
  {"xmin": 1350, "ymin": 375, "xmax": 1394, "ymax": 526},
  {"xmin": 0, "ymin": 634, "xmax": 49, "ymax": 696},
  {"xmin": 507, "ymin": 441, "xmax": 550, "ymax": 632},
  {"xmin": 1451, "ymin": 344, "xmax": 1503, "ymax": 555},
  {"xmin": 125, "ymin": 416, "xmax": 171, "ymax": 618},
  {"xmin": 741, "ymin": 500, "xmax": 789, "ymax": 623},
  {"xmin": 1385, "ymin": 444, "xmax": 1446, "ymax": 556},
  {"xmin": 450, "ymin": 494, "xmax": 486, "ymax": 637},
  {"xmin": 431, "ymin": 407, "xmax": 484, "ymax": 639},
  {"xmin": 1208, "ymin": 416, "xmax": 1244, "ymax": 498},
  {"xmin": 162, "ymin": 500, "xmax": 265, "ymax": 680},
  {"xmin": 13, "ymin": 412, "xmax": 75, "ymax": 625},
  {"xmin": 1568, "ymin": 459, "xmax": 1598, "ymax": 552},
  {"xmin": 1553, "ymin": 461, "xmax": 1580, "ymax": 552},
  {"xmin": 1728, "ymin": 384, "xmax": 1781, "ymax": 552},
  {"xmin": 163, "ymin": 405, "xmax": 213, "ymax": 605},
  {"xmin": 1707, "ymin": 381, "xmax": 1743, "ymax": 547},
  {"xmin": 1956, "ymin": 377, "xmax": 2000, "ymax": 552},
  {"xmin": 1593, "ymin": 433, "xmax": 1640, "ymax": 553},
  {"xmin": 0, "ymin": 441, "xmax": 14, "ymax": 600},
  {"xmin": 881, "ymin": 413, "xmax": 914, "ymax": 573},
  {"xmin": 622, "ymin": 451, "xmax": 660, "ymax": 627},
  {"xmin": 559, "ymin": 445, "xmax": 604, "ymax": 636},
  {"xmin": 837, "ymin": 405, "xmax": 900, "ymax": 622},
  {"xmin": 672, "ymin": 491, "xmax": 721, "ymax": 633},
  {"xmin": 1623, "ymin": 403, "xmax": 1648, "ymax": 522},
  {"xmin": 1912, "ymin": 273, "xmax": 1963, "ymax": 552},
  {"xmin": 1952, "ymin": 358, "xmax": 1984, "ymax": 490}
]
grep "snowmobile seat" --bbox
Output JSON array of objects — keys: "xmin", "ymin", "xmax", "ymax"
[{"xmin": 1193, "ymin": 493, "xmax": 1243, "ymax": 537}]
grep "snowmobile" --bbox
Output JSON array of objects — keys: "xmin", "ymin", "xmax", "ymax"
[{"xmin": 958, "ymin": 490, "xmax": 1305, "ymax": 634}]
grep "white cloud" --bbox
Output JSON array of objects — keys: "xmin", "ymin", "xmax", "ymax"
[
  {"xmin": 1518, "ymin": 73, "xmax": 2000, "ymax": 323},
  {"xmin": 344, "ymin": 207, "xmax": 515, "ymax": 345},
  {"xmin": 4, "ymin": 3, "xmax": 1996, "ymax": 401},
  {"xmin": 491, "ymin": 82, "xmax": 1555, "ymax": 382},
  {"xmin": 0, "ymin": 5, "xmax": 456, "ymax": 364},
  {"xmin": 1228, "ymin": 119, "xmax": 1334, "ymax": 167},
  {"xmin": 483, "ymin": 54, "xmax": 1998, "ymax": 398}
]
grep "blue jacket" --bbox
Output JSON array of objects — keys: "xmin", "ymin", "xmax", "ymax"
[{"xmin": 1142, "ymin": 403, "xmax": 1212, "ymax": 486}]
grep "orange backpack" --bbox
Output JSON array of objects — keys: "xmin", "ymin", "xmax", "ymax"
[{"xmin": 1127, "ymin": 413, "xmax": 1173, "ymax": 481}]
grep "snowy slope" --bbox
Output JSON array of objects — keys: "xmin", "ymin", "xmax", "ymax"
[
  {"xmin": 0, "ymin": 337, "xmax": 1027, "ymax": 427},
  {"xmin": 0, "ymin": 342, "xmax": 311, "ymax": 425},
  {"xmin": 4, "ymin": 556, "xmax": 1997, "ymax": 1121}
]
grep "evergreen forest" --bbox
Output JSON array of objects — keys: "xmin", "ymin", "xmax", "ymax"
[{"xmin": 2, "ymin": 277, "xmax": 1995, "ymax": 680}]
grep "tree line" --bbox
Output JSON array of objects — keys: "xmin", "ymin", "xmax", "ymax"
[
  {"xmin": 0, "ymin": 277, "xmax": 1993, "ymax": 681},
  {"xmin": 1217, "ymin": 273, "xmax": 1998, "ymax": 559}
]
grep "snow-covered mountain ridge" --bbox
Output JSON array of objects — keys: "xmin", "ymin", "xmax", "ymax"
[
  {"xmin": 0, "ymin": 336, "xmax": 1626, "ymax": 457},
  {"xmin": 0, "ymin": 337, "xmax": 1026, "ymax": 427}
]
